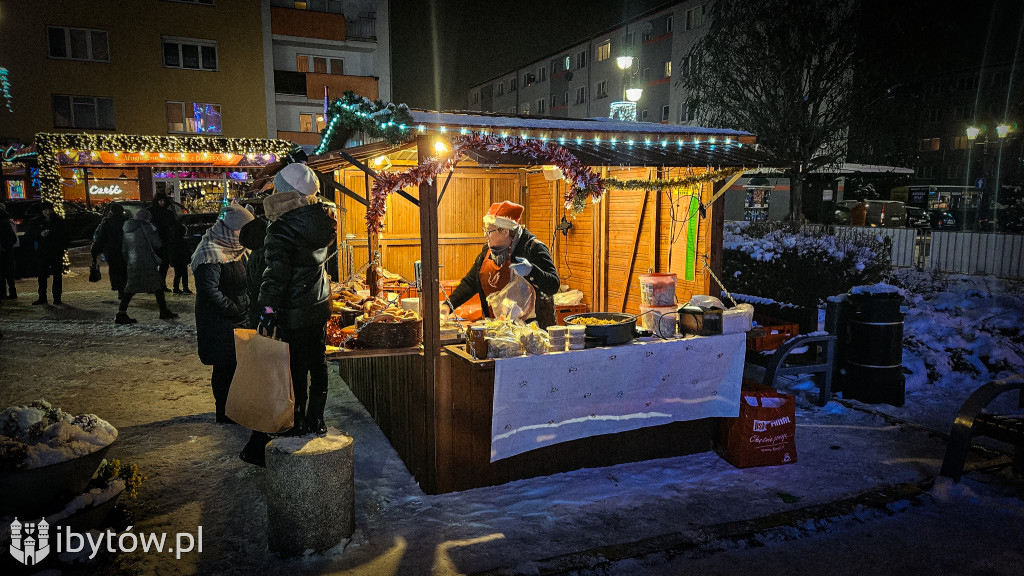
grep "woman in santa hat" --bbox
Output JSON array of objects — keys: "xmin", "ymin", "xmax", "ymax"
[{"xmin": 443, "ymin": 200, "xmax": 560, "ymax": 327}]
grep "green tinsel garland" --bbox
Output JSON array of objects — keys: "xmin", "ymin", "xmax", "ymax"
[
  {"xmin": 602, "ymin": 167, "xmax": 746, "ymax": 192},
  {"xmin": 316, "ymin": 91, "xmax": 413, "ymax": 153}
]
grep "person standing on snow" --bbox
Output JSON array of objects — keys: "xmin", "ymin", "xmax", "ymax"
[
  {"xmin": 149, "ymin": 192, "xmax": 176, "ymax": 291},
  {"xmin": 191, "ymin": 205, "xmax": 254, "ymax": 424},
  {"xmin": 117, "ymin": 208, "xmax": 179, "ymax": 324},
  {"xmin": 29, "ymin": 200, "xmax": 68, "ymax": 306},
  {"xmin": 239, "ymin": 163, "xmax": 335, "ymax": 466},
  {"xmin": 91, "ymin": 203, "xmax": 130, "ymax": 301}
]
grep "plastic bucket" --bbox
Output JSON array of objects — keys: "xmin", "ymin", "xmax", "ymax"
[{"xmin": 639, "ymin": 273, "xmax": 677, "ymax": 306}]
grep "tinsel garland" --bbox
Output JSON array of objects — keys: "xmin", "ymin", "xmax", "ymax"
[
  {"xmin": 603, "ymin": 166, "xmax": 747, "ymax": 192},
  {"xmin": 315, "ymin": 91, "xmax": 414, "ymax": 154},
  {"xmin": 0, "ymin": 67, "xmax": 12, "ymax": 112},
  {"xmin": 365, "ymin": 133, "xmax": 606, "ymax": 234}
]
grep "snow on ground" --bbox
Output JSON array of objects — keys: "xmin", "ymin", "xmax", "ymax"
[{"xmin": 0, "ymin": 251, "xmax": 1022, "ymax": 575}]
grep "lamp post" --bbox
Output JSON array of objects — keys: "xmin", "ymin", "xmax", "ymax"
[
  {"xmin": 609, "ymin": 35, "xmax": 642, "ymax": 122},
  {"xmin": 966, "ymin": 122, "xmax": 1012, "ymax": 231}
]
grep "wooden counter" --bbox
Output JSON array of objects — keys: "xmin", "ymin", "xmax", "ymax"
[{"xmin": 337, "ymin": 343, "xmax": 721, "ymax": 494}]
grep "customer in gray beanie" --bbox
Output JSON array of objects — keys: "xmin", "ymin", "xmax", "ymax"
[{"xmin": 192, "ymin": 204, "xmax": 255, "ymax": 423}]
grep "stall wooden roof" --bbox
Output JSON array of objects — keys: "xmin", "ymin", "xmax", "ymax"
[{"xmin": 307, "ymin": 109, "xmax": 786, "ymax": 173}]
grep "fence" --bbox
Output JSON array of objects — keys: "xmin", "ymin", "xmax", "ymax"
[{"xmin": 729, "ymin": 221, "xmax": 1024, "ymax": 278}]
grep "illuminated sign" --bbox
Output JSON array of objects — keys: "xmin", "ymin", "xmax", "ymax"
[
  {"xmin": 97, "ymin": 152, "xmax": 242, "ymax": 165},
  {"xmin": 90, "ymin": 184, "xmax": 123, "ymax": 196},
  {"xmin": 6, "ymin": 180, "xmax": 25, "ymax": 199},
  {"xmin": 2, "ymin": 144, "xmax": 35, "ymax": 162}
]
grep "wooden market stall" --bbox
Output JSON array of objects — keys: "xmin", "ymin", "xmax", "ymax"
[{"xmin": 309, "ymin": 110, "xmax": 780, "ymax": 494}]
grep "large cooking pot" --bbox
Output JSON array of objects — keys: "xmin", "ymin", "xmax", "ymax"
[{"xmin": 563, "ymin": 312, "xmax": 639, "ymax": 346}]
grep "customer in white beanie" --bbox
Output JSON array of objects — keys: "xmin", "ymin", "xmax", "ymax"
[{"xmin": 191, "ymin": 204, "xmax": 255, "ymax": 424}]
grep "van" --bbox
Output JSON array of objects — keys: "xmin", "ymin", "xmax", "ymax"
[{"xmin": 864, "ymin": 200, "xmax": 907, "ymax": 227}]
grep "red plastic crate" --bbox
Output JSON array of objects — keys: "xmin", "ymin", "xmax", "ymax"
[
  {"xmin": 555, "ymin": 303, "xmax": 589, "ymax": 325},
  {"xmin": 746, "ymin": 313, "xmax": 800, "ymax": 352}
]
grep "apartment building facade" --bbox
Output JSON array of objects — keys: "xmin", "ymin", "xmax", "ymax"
[{"xmin": 468, "ymin": 0, "xmax": 708, "ymax": 125}]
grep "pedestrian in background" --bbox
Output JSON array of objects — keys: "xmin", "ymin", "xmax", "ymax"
[
  {"xmin": 29, "ymin": 200, "xmax": 68, "ymax": 306},
  {"xmin": 91, "ymin": 203, "xmax": 129, "ymax": 301},
  {"xmin": 0, "ymin": 202, "xmax": 17, "ymax": 299},
  {"xmin": 170, "ymin": 220, "xmax": 192, "ymax": 294},
  {"xmin": 238, "ymin": 214, "xmax": 269, "ymax": 329},
  {"xmin": 149, "ymin": 192, "xmax": 176, "ymax": 291},
  {"xmin": 117, "ymin": 208, "xmax": 178, "ymax": 324},
  {"xmin": 191, "ymin": 205, "xmax": 254, "ymax": 424},
  {"xmin": 240, "ymin": 163, "xmax": 335, "ymax": 466}
]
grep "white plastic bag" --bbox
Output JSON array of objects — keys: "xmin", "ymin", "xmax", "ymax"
[{"xmin": 486, "ymin": 270, "xmax": 536, "ymax": 320}]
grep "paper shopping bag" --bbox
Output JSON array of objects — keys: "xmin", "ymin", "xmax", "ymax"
[
  {"xmin": 718, "ymin": 383, "xmax": 797, "ymax": 468},
  {"xmin": 226, "ymin": 328, "xmax": 295, "ymax": 433}
]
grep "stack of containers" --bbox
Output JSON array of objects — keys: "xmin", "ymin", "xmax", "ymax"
[
  {"xmin": 547, "ymin": 325, "xmax": 567, "ymax": 352},
  {"xmin": 639, "ymin": 273, "xmax": 678, "ymax": 337},
  {"xmin": 567, "ymin": 325, "xmax": 587, "ymax": 350}
]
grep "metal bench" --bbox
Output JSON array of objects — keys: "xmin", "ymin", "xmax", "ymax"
[
  {"xmin": 743, "ymin": 333, "xmax": 837, "ymax": 407},
  {"xmin": 940, "ymin": 375, "xmax": 1024, "ymax": 482}
]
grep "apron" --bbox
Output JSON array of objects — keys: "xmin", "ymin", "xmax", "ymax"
[{"xmin": 479, "ymin": 250, "xmax": 511, "ymax": 299}]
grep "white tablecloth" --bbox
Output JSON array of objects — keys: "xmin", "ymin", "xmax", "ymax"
[{"xmin": 490, "ymin": 332, "xmax": 746, "ymax": 462}]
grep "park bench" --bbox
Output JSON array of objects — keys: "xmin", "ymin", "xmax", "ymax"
[
  {"xmin": 743, "ymin": 333, "xmax": 837, "ymax": 407},
  {"xmin": 940, "ymin": 375, "xmax": 1024, "ymax": 482}
]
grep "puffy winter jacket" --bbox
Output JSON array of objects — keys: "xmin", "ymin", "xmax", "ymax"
[
  {"xmin": 238, "ymin": 217, "xmax": 269, "ymax": 329},
  {"xmin": 258, "ymin": 200, "xmax": 336, "ymax": 329}
]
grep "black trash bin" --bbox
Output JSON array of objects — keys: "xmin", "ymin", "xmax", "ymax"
[{"xmin": 843, "ymin": 291, "xmax": 905, "ymax": 406}]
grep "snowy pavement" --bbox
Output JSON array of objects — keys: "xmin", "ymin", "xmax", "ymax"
[{"xmin": 0, "ymin": 260, "xmax": 1022, "ymax": 575}]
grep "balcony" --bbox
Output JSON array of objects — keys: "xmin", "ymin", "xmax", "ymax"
[
  {"xmin": 304, "ymin": 72, "xmax": 378, "ymax": 101},
  {"xmin": 346, "ymin": 15, "xmax": 376, "ymax": 41},
  {"xmin": 278, "ymin": 130, "xmax": 322, "ymax": 146},
  {"xmin": 271, "ymin": 6, "xmax": 346, "ymax": 41},
  {"xmin": 274, "ymin": 70, "xmax": 307, "ymax": 96}
]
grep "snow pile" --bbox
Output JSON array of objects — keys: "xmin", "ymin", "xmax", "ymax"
[
  {"xmin": 895, "ymin": 270, "xmax": 1024, "ymax": 391},
  {"xmin": 850, "ymin": 282, "xmax": 903, "ymax": 296},
  {"xmin": 0, "ymin": 400, "xmax": 118, "ymax": 469},
  {"xmin": 723, "ymin": 221, "xmax": 881, "ymax": 272}
]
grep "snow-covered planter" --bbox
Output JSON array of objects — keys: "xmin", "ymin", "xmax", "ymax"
[{"xmin": 0, "ymin": 400, "xmax": 118, "ymax": 516}]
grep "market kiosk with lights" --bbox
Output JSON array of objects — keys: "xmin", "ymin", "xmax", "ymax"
[{"xmin": 308, "ymin": 97, "xmax": 781, "ymax": 494}]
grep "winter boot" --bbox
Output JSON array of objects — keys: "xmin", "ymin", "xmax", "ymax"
[
  {"xmin": 159, "ymin": 308, "xmax": 179, "ymax": 319},
  {"xmin": 239, "ymin": 432, "xmax": 270, "ymax": 467},
  {"xmin": 114, "ymin": 312, "xmax": 138, "ymax": 325},
  {"xmin": 306, "ymin": 391, "xmax": 328, "ymax": 435},
  {"xmin": 285, "ymin": 406, "xmax": 307, "ymax": 436}
]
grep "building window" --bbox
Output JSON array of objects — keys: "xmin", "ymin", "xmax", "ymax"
[
  {"xmin": 680, "ymin": 55, "xmax": 692, "ymax": 77},
  {"xmin": 551, "ymin": 95, "xmax": 558, "ymax": 107},
  {"xmin": 52, "ymin": 95, "xmax": 114, "ymax": 129},
  {"xmin": 564, "ymin": 56, "xmax": 571, "ymax": 70},
  {"xmin": 641, "ymin": 109, "xmax": 649, "ymax": 121},
  {"xmin": 472, "ymin": 91, "xmax": 479, "ymax": 104},
  {"xmin": 166, "ymin": 101, "xmax": 222, "ymax": 133},
  {"xmin": 919, "ymin": 137, "xmax": 941, "ymax": 152},
  {"xmin": 664, "ymin": 61, "xmax": 672, "ymax": 78},
  {"xmin": 163, "ymin": 37, "xmax": 218, "ymax": 71},
  {"xmin": 522, "ymin": 105, "xmax": 530, "ymax": 115},
  {"xmin": 679, "ymin": 100, "xmax": 698, "ymax": 122},
  {"xmin": 597, "ymin": 40, "xmax": 611, "ymax": 62},
  {"xmin": 642, "ymin": 27, "xmax": 652, "ymax": 42},
  {"xmin": 563, "ymin": 91, "xmax": 568, "ymax": 105},
  {"xmin": 577, "ymin": 50, "xmax": 587, "ymax": 69},
  {"xmin": 686, "ymin": 4, "xmax": 705, "ymax": 30},
  {"xmin": 575, "ymin": 86, "xmax": 586, "ymax": 104},
  {"xmin": 661, "ymin": 105, "xmax": 670, "ymax": 121},
  {"xmin": 666, "ymin": 15, "xmax": 673, "ymax": 32},
  {"xmin": 162, "ymin": 0, "xmax": 215, "ymax": 5},
  {"xmin": 47, "ymin": 26, "xmax": 109, "ymax": 62},
  {"xmin": 524, "ymin": 72, "xmax": 535, "ymax": 86},
  {"xmin": 537, "ymin": 98, "xmax": 546, "ymax": 114},
  {"xmin": 496, "ymin": 82, "xmax": 504, "ymax": 96},
  {"xmin": 595, "ymin": 80, "xmax": 608, "ymax": 98},
  {"xmin": 952, "ymin": 135, "xmax": 968, "ymax": 150},
  {"xmin": 299, "ymin": 113, "xmax": 325, "ymax": 133},
  {"xmin": 642, "ymin": 67, "xmax": 650, "ymax": 82},
  {"xmin": 623, "ymin": 32, "xmax": 634, "ymax": 48},
  {"xmin": 539, "ymin": 67, "xmax": 547, "ymax": 82},
  {"xmin": 926, "ymin": 109, "xmax": 940, "ymax": 122},
  {"xmin": 274, "ymin": 0, "xmax": 342, "ymax": 13},
  {"xmin": 510, "ymin": 78, "xmax": 517, "ymax": 91}
]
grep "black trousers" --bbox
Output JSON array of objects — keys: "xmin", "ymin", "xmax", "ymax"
[
  {"xmin": 0, "ymin": 250, "xmax": 15, "ymax": 297},
  {"xmin": 172, "ymin": 262, "xmax": 190, "ymax": 290},
  {"xmin": 159, "ymin": 260, "xmax": 170, "ymax": 288},
  {"xmin": 211, "ymin": 362, "xmax": 236, "ymax": 417},
  {"xmin": 279, "ymin": 321, "xmax": 328, "ymax": 410},
  {"xmin": 36, "ymin": 257, "xmax": 62, "ymax": 300},
  {"xmin": 118, "ymin": 290, "xmax": 169, "ymax": 312}
]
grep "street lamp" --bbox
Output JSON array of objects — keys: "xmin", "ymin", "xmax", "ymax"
[
  {"xmin": 965, "ymin": 123, "xmax": 1014, "ymax": 231},
  {"xmin": 609, "ymin": 33, "xmax": 642, "ymax": 122}
]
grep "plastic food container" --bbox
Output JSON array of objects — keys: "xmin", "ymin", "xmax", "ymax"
[
  {"xmin": 639, "ymin": 273, "xmax": 677, "ymax": 306},
  {"xmin": 721, "ymin": 303, "xmax": 754, "ymax": 334},
  {"xmin": 638, "ymin": 304, "xmax": 678, "ymax": 336}
]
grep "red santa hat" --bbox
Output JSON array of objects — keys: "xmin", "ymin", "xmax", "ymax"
[{"xmin": 483, "ymin": 201, "xmax": 524, "ymax": 230}]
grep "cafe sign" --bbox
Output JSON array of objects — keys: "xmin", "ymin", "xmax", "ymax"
[{"xmin": 90, "ymin": 184, "xmax": 123, "ymax": 196}]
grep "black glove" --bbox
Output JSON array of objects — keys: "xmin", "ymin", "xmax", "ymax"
[{"xmin": 257, "ymin": 307, "xmax": 277, "ymax": 336}]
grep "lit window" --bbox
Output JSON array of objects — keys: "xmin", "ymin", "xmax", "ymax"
[
  {"xmin": 596, "ymin": 41, "xmax": 611, "ymax": 62},
  {"xmin": 564, "ymin": 56, "xmax": 571, "ymax": 70},
  {"xmin": 166, "ymin": 101, "xmax": 222, "ymax": 134},
  {"xmin": 664, "ymin": 61, "xmax": 672, "ymax": 77}
]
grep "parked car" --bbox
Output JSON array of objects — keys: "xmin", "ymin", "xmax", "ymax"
[
  {"xmin": 5, "ymin": 199, "xmax": 102, "ymax": 247},
  {"xmin": 863, "ymin": 200, "xmax": 907, "ymax": 227},
  {"xmin": 929, "ymin": 210, "xmax": 958, "ymax": 230},
  {"xmin": 905, "ymin": 206, "xmax": 931, "ymax": 229}
]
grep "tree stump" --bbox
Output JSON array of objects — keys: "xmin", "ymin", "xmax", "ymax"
[{"xmin": 264, "ymin": 429, "xmax": 354, "ymax": 556}]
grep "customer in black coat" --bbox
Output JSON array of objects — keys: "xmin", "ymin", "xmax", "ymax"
[
  {"xmin": 29, "ymin": 201, "xmax": 69, "ymax": 306},
  {"xmin": 238, "ymin": 215, "xmax": 269, "ymax": 329},
  {"xmin": 150, "ymin": 192, "xmax": 176, "ymax": 290},
  {"xmin": 240, "ymin": 163, "xmax": 335, "ymax": 466},
  {"xmin": 91, "ymin": 203, "xmax": 130, "ymax": 300},
  {"xmin": 191, "ymin": 205, "xmax": 254, "ymax": 424},
  {"xmin": 169, "ymin": 220, "xmax": 191, "ymax": 294},
  {"xmin": 0, "ymin": 202, "xmax": 18, "ymax": 299}
]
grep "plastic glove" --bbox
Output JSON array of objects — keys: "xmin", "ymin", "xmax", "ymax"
[
  {"xmin": 440, "ymin": 303, "xmax": 451, "ymax": 321},
  {"xmin": 257, "ymin": 306, "xmax": 277, "ymax": 336},
  {"xmin": 510, "ymin": 257, "xmax": 533, "ymax": 277}
]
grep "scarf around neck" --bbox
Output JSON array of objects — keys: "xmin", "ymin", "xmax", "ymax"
[{"xmin": 190, "ymin": 220, "xmax": 248, "ymax": 271}]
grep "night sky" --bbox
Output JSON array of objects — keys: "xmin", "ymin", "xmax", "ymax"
[
  {"xmin": 389, "ymin": 0, "xmax": 1024, "ymax": 113},
  {"xmin": 390, "ymin": 0, "xmax": 668, "ymax": 110}
]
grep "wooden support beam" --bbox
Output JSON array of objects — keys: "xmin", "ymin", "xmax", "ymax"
[
  {"xmin": 322, "ymin": 173, "xmax": 368, "ymax": 207},
  {"xmin": 437, "ymin": 169, "xmax": 456, "ymax": 205},
  {"xmin": 365, "ymin": 174, "xmax": 380, "ymax": 297},
  {"xmin": 417, "ymin": 135, "xmax": 441, "ymax": 491},
  {"xmin": 619, "ymin": 189, "xmax": 649, "ymax": 313}
]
